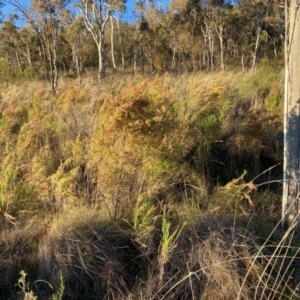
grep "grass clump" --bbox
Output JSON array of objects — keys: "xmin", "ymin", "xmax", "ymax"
[{"xmin": 37, "ymin": 208, "xmax": 143, "ymax": 299}]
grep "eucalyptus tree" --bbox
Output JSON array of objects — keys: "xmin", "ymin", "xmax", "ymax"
[
  {"xmin": 214, "ymin": 11, "xmax": 225, "ymax": 70},
  {"xmin": 110, "ymin": 12, "xmax": 117, "ymax": 70},
  {"xmin": 201, "ymin": 15, "xmax": 214, "ymax": 70},
  {"xmin": 32, "ymin": 0, "xmax": 69, "ymax": 91},
  {"xmin": 108, "ymin": 10, "xmax": 126, "ymax": 71},
  {"xmin": 169, "ymin": 0, "xmax": 203, "ymax": 71},
  {"xmin": 282, "ymin": 0, "xmax": 300, "ymax": 230},
  {"xmin": 264, "ymin": 7, "xmax": 284, "ymax": 58},
  {"xmin": 249, "ymin": 0, "xmax": 268, "ymax": 70},
  {"xmin": 0, "ymin": 20, "xmax": 21, "ymax": 72},
  {"xmin": 60, "ymin": 9, "xmax": 85, "ymax": 84},
  {"xmin": 0, "ymin": 17, "xmax": 38, "ymax": 78},
  {"xmin": 8, "ymin": 0, "xmax": 69, "ymax": 92},
  {"xmin": 114, "ymin": 12, "xmax": 125, "ymax": 71},
  {"xmin": 73, "ymin": 0, "xmax": 126, "ymax": 81},
  {"xmin": 18, "ymin": 27, "xmax": 37, "ymax": 72},
  {"xmin": 134, "ymin": 0, "xmax": 162, "ymax": 73}
]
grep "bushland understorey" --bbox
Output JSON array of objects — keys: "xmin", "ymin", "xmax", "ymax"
[{"xmin": 0, "ymin": 67, "xmax": 299, "ymax": 300}]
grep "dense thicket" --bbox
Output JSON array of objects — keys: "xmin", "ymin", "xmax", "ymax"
[{"xmin": 1, "ymin": 68, "xmax": 299, "ymax": 300}]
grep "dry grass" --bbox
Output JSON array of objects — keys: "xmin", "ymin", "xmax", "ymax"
[
  {"xmin": 0, "ymin": 67, "xmax": 294, "ymax": 300},
  {"xmin": 36, "ymin": 208, "xmax": 141, "ymax": 299}
]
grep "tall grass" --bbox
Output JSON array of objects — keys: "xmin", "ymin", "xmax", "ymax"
[{"xmin": 0, "ymin": 67, "xmax": 296, "ymax": 300}]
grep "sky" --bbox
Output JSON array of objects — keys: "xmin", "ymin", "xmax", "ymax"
[{"xmin": 2, "ymin": 0, "xmax": 171, "ymax": 25}]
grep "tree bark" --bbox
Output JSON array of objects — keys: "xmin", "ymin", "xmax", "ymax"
[
  {"xmin": 98, "ymin": 29, "xmax": 106, "ymax": 81},
  {"xmin": 251, "ymin": 26, "xmax": 262, "ymax": 71},
  {"xmin": 115, "ymin": 15, "xmax": 125, "ymax": 72},
  {"xmin": 282, "ymin": 0, "xmax": 300, "ymax": 229},
  {"xmin": 110, "ymin": 15, "xmax": 117, "ymax": 70},
  {"xmin": 15, "ymin": 50, "xmax": 23, "ymax": 72},
  {"xmin": 74, "ymin": 42, "xmax": 82, "ymax": 86},
  {"xmin": 51, "ymin": 25, "xmax": 58, "ymax": 92},
  {"xmin": 75, "ymin": 0, "xmax": 111, "ymax": 82},
  {"xmin": 215, "ymin": 23, "xmax": 224, "ymax": 70},
  {"xmin": 251, "ymin": 12, "xmax": 267, "ymax": 71},
  {"xmin": 202, "ymin": 23, "xmax": 214, "ymax": 71}
]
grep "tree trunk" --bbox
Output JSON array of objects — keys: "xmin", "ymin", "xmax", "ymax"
[
  {"xmin": 25, "ymin": 45, "xmax": 33, "ymax": 77},
  {"xmin": 76, "ymin": 2, "xmax": 111, "ymax": 83},
  {"xmin": 141, "ymin": 47, "xmax": 144, "ymax": 74},
  {"xmin": 206, "ymin": 23, "xmax": 214, "ymax": 71},
  {"xmin": 110, "ymin": 15, "xmax": 117, "ymax": 70},
  {"xmin": 216, "ymin": 23, "xmax": 224, "ymax": 71},
  {"xmin": 74, "ymin": 43, "xmax": 82, "ymax": 86},
  {"xmin": 98, "ymin": 29, "xmax": 106, "ymax": 82},
  {"xmin": 251, "ymin": 27, "xmax": 262, "ymax": 71},
  {"xmin": 147, "ymin": 47, "xmax": 154, "ymax": 73},
  {"xmin": 44, "ymin": 32, "xmax": 54, "ymax": 89},
  {"xmin": 282, "ymin": 0, "xmax": 300, "ymax": 230},
  {"xmin": 51, "ymin": 26, "xmax": 58, "ymax": 92},
  {"xmin": 172, "ymin": 48, "xmax": 176, "ymax": 72},
  {"xmin": 134, "ymin": 50, "xmax": 138, "ymax": 74},
  {"xmin": 39, "ymin": 42, "xmax": 48, "ymax": 80},
  {"xmin": 115, "ymin": 15, "xmax": 125, "ymax": 71},
  {"xmin": 202, "ymin": 25, "xmax": 213, "ymax": 71},
  {"xmin": 252, "ymin": 12, "xmax": 267, "ymax": 71},
  {"xmin": 15, "ymin": 50, "xmax": 23, "ymax": 72},
  {"xmin": 241, "ymin": 54, "xmax": 245, "ymax": 73}
]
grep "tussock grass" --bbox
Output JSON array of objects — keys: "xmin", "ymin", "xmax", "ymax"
[
  {"xmin": 0, "ymin": 67, "xmax": 295, "ymax": 300},
  {"xmin": 36, "ymin": 208, "xmax": 142, "ymax": 299}
]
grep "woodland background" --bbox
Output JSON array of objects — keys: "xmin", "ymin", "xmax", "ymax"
[{"xmin": 0, "ymin": 0, "xmax": 284, "ymax": 85}]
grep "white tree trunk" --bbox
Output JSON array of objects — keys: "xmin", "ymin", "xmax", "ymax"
[
  {"xmin": 52, "ymin": 26, "xmax": 58, "ymax": 92},
  {"xmin": 15, "ymin": 50, "xmax": 22, "ymax": 71},
  {"xmin": 26, "ymin": 45, "xmax": 32, "ymax": 68},
  {"xmin": 241, "ymin": 54, "xmax": 245, "ymax": 73},
  {"xmin": 251, "ymin": 27, "xmax": 262, "ymax": 71},
  {"xmin": 76, "ymin": 0, "xmax": 111, "ymax": 82},
  {"xmin": 202, "ymin": 23, "xmax": 214, "ymax": 71},
  {"xmin": 110, "ymin": 15, "xmax": 117, "ymax": 70},
  {"xmin": 282, "ymin": 0, "xmax": 300, "ymax": 229},
  {"xmin": 115, "ymin": 15, "xmax": 125, "ymax": 71},
  {"xmin": 98, "ymin": 30, "xmax": 106, "ymax": 81},
  {"xmin": 251, "ymin": 12, "xmax": 267, "ymax": 71},
  {"xmin": 74, "ymin": 44, "xmax": 82, "ymax": 86},
  {"xmin": 215, "ymin": 23, "xmax": 224, "ymax": 70}
]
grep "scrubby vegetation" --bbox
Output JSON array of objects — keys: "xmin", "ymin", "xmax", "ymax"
[{"xmin": 0, "ymin": 67, "xmax": 299, "ymax": 300}]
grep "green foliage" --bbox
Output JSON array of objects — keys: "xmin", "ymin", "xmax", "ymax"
[
  {"xmin": 0, "ymin": 151, "xmax": 17, "ymax": 212},
  {"xmin": 159, "ymin": 206, "xmax": 185, "ymax": 265},
  {"xmin": 133, "ymin": 193, "xmax": 157, "ymax": 232},
  {"xmin": 237, "ymin": 66, "xmax": 283, "ymax": 100},
  {"xmin": 17, "ymin": 271, "xmax": 37, "ymax": 300},
  {"xmin": 52, "ymin": 271, "xmax": 65, "ymax": 300},
  {"xmin": 62, "ymin": 135, "xmax": 86, "ymax": 166},
  {"xmin": 264, "ymin": 93, "xmax": 281, "ymax": 111},
  {"xmin": 50, "ymin": 159, "xmax": 80, "ymax": 210},
  {"xmin": 0, "ymin": 58, "xmax": 10, "ymax": 84},
  {"xmin": 219, "ymin": 99, "xmax": 231, "ymax": 121},
  {"xmin": 204, "ymin": 114, "xmax": 220, "ymax": 136}
]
